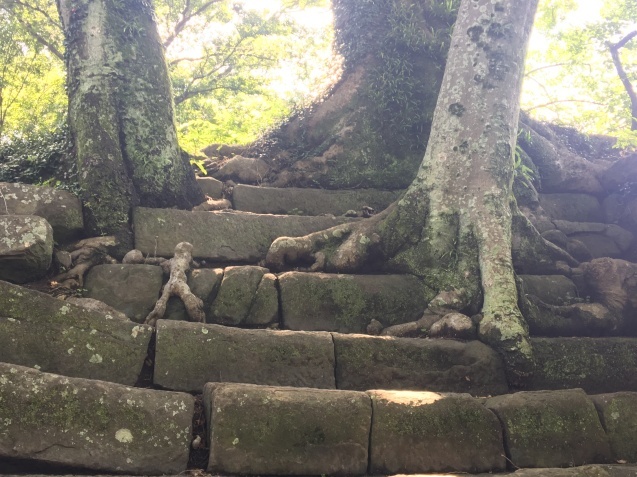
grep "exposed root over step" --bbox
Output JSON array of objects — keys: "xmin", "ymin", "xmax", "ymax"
[
  {"xmin": 141, "ymin": 242, "xmax": 205, "ymax": 327},
  {"xmin": 52, "ymin": 236, "xmax": 118, "ymax": 288}
]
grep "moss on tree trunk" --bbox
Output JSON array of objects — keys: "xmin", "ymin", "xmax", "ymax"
[
  {"xmin": 255, "ymin": 0, "xmax": 458, "ymax": 190},
  {"xmin": 57, "ymin": 0, "xmax": 202, "ymax": 243}
]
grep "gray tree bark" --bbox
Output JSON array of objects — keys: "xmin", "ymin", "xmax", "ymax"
[
  {"xmin": 266, "ymin": 0, "xmax": 542, "ymax": 384},
  {"xmin": 57, "ymin": 0, "xmax": 203, "ymax": 246}
]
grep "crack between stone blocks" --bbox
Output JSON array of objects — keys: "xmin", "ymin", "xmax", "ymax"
[{"xmin": 329, "ymin": 332, "xmax": 338, "ymax": 390}]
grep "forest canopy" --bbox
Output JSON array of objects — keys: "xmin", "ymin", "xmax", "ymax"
[{"xmin": 0, "ymin": 0, "xmax": 635, "ymax": 155}]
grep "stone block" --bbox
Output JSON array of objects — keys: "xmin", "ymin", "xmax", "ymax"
[
  {"xmin": 0, "ymin": 182, "xmax": 83, "ymax": 242},
  {"xmin": 204, "ymin": 383, "xmax": 371, "ymax": 475},
  {"xmin": 519, "ymin": 275, "xmax": 579, "ymax": 306},
  {"xmin": 155, "ymin": 321, "xmax": 335, "ymax": 392},
  {"xmin": 232, "ymin": 184, "xmax": 401, "ymax": 216},
  {"xmin": 486, "ymin": 389, "xmax": 611, "ymax": 468},
  {"xmin": 368, "ymin": 390, "xmax": 505, "ymax": 474},
  {"xmin": 196, "ymin": 176, "xmax": 223, "ymax": 198},
  {"xmin": 333, "ymin": 334, "xmax": 508, "ymax": 396},
  {"xmin": 529, "ymin": 338, "xmax": 637, "ymax": 393},
  {"xmin": 209, "ymin": 266, "xmax": 278, "ymax": 325},
  {"xmin": 0, "ymin": 215, "xmax": 53, "ymax": 283},
  {"xmin": 133, "ymin": 207, "xmax": 355, "ymax": 262},
  {"xmin": 84, "ymin": 264, "xmax": 163, "ymax": 323},
  {"xmin": 591, "ymin": 393, "xmax": 637, "ymax": 462},
  {"xmin": 279, "ymin": 272, "xmax": 427, "ymax": 333},
  {"xmin": 0, "ymin": 364, "xmax": 194, "ymax": 474},
  {"xmin": 553, "ymin": 220, "xmax": 634, "ymax": 258},
  {"xmin": 539, "ymin": 193, "xmax": 603, "ymax": 222},
  {"xmin": 0, "ymin": 280, "xmax": 152, "ymax": 386}
]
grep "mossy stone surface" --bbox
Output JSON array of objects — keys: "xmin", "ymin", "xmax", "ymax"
[
  {"xmin": 279, "ymin": 272, "xmax": 427, "ymax": 333},
  {"xmin": 0, "ymin": 182, "xmax": 83, "ymax": 243},
  {"xmin": 591, "ymin": 392, "xmax": 637, "ymax": 462},
  {"xmin": 486, "ymin": 389, "xmax": 611, "ymax": 468},
  {"xmin": 133, "ymin": 207, "xmax": 355, "ymax": 261},
  {"xmin": 0, "ymin": 215, "xmax": 53, "ymax": 284},
  {"xmin": 368, "ymin": 390, "xmax": 505, "ymax": 474},
  {"xmin": 232, "ymin": 184, "xmax": 402, "ymax": 216},
  {"xmin": 0, "ymin": 363, "xmax": 194, "ymax": 474},
  {"xmin": 154, "ymin": 321, "xmax": 335, "ymax": 392},
  {"xmin": 529, "ymin": 338, "xmax": 637, "ymax": 393},
  {"xmin": 209, "ymin": 266, "xmax": 277, "ymax": 326},
  {"xmin": 333, "ymin": 334, "xmax": 508, "ymax": 396},
  {"xmin": 539, "ymin": 193, "xmax": 604, "ymax": 223},
  {"xmin": 204, "ymin": 383, "xmax": 371, "ymax": 475},
  {"xmin": 519, "ymin": 275, "xmax": 579, "ymax": 306},
  {"xmin": 0, "ymin": 280, "xmax": 152, "ymax": 386},
  {"xmin": 84, "ymin": 264, "xmax": 163, "ymax": 323}
]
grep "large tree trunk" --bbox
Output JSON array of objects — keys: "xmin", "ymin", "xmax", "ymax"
[
  {"xmin": 57, "ymin": 0, "xmax": 203, "ymax": 246},
  {"xmin": 266, "ymin": 0, "xmax": 543, "ymax": 384},
  {"xmin": 251, "ymin": 0, "xmax": 457, "ymax": 190}
]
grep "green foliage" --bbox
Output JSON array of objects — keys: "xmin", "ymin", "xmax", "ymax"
[
  {"xmin": 0, "ymin": 124, "xmax": 76, "ymax": 190},
  {"xmin": 523, "ymin": 0, "xmax": 637, "ymax": 138},
  {"xmin": 1, "ymin": 0, "xmax": 332, "ymax": 156},
  {"xmin": 0, "ymin": 7, "xmax": 66, "ymax": 136}
]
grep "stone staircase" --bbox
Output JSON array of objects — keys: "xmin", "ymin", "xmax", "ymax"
[{"xmin": 2, "ymin": 179, "xmax": 637, "ymax": 476}]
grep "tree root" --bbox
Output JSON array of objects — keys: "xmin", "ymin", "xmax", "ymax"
[
  {"xmin": 265, "ymin": 208, "xmax": 391, "ymax": 272},
  {"xmin": 143, "ymin": 242, "xmax": 205, "ymax": 327},
  {"xmin": 52, "ymin": 236, "xmax": 118, "ymax": 288}
]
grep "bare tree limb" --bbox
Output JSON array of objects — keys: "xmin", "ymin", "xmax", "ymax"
[
  {"xmin": 525, "ymin": 99, "xmax": 605, "ymax": 112},
  {"xmin": 163, "ymin": 0, "xmax": 221, "ymax": 49},
  {"xmin": 608, "ymin": 31, "xmax": 637, "ymax": 130}
]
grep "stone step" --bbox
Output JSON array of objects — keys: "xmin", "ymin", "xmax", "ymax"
[
  {"xmin": 201, "ymin": 384, "xmax": 635, "ymax": 475},
  {"xmin": 155, "ymin": 321, "xmax": 508, "ymax": 395},
  {"xmin": 6, "ymin": 370, "xmax": 633, "ymax": 475},
  {"xmin": 231, "ymin": 184, "xmax": 401, "ymax": 216},
  {"xmin": 6, "ymin": 280, "xmax": 637, "ymax": 395},
  {"xmin": 0, "ymin": 363, "xmax": 194, "ymax": 475},
  {"xmin": 0, "ymin": 280, "xmax": 153, "ymax": 387},
  {"xmin": 82, "ymin": 263, "xmax": 427, "ymax": 331},
  {"xmin": 551, "ymin": 220, "xmax": 634, "ymax": 259},
  {"xmin": 4, "ymin": 469, "xmax": 637, "ymax": 477},
  {"xmin": 133, "ymin": 207, "xmax": 356, "ymax": 262},
  {"xmin": 5, "ymin": 468, "xmax": 637, "ymax": 477}
]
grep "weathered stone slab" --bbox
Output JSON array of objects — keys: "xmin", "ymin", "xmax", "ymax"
[
  {"xmin": 0, "ymin": 280, "xmax": 152, "ymax": 386},
  {"xmin": 485, "ymin": 389, "xmax": 611, "ymax": 468},
  {"xmin": 133, "ymin": 207, "xmax": 355, "ymax": 261},
  {"xmin": 0, "ymin": 215, "xmax": 53, "ymax": 283},
  {"xmin": 196, "ymin": 176, "xmax": 223, "ymax": 198},
  {"xmin": 155, "ymin": 321, "xmax": 335, "ymax": 392},
  {"xmin": 0, "ymin": 182, "xmax": 83, "ymax": 242},
  {"xmin": 529, "ymin": 338, "xmax": 637, "ymax": 393},
  {"xmin": 204, "ymin": 383, "xmax": 371, "ymax": 475},
  {"xmin": 368, "ymin": 390, "xmax": 505, "ymax": 474},
  {"xmin": 84, "ymin": 264, "xmax": 163, "ymax": 323},
  {"xmin": 539, "ymin": 193, "xmax": 603, "ymax": 222},
  {"xmin": 232, "ymin": 184, "xmax": 401, "ymax": 216},
  {"xmin": 0, "ymin": 364, "xmax": 193, "ymax": 474},
  {"xmin": 591, "ymin": 393, "xmax": 637, "ymax": 462},
  {"xmin": 279, "ymin": 272, "xmax": 427, "ymax": 333},
  {"xmin": 519, "ymin": 275, "xmax": 579, "ymax": 306},
  {"xmin": 553, "ymin": 220, "xmax": 634, "ymax": 258},
  {"xmin": 523, "ymin": 300, "xmax": 618, "ymax": 337},
  {"xmin": 333, "ymin": 334, "xmax": 508, "ymax": 396},
  {"xmin": 209, "ymin": 266, "xmax": 278, "ymax": 325}
]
